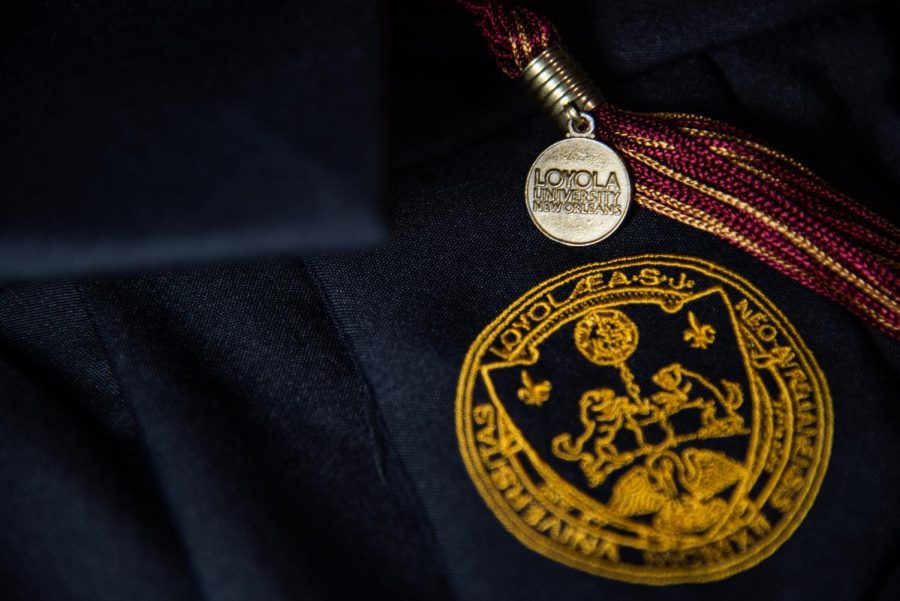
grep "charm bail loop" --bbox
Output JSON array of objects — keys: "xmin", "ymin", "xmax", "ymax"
[{"xmin": 565, "ymin": 107, "xmax": 595, "ymax": 138}]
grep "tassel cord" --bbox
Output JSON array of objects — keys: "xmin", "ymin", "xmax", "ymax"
[
  {"xmin": 637, "ymin": 188, "xmax": 899, "ymax": 337},
  {"xmin": 458, "ymin": 0, "xmax": 900, "ymax": 340},
  {"xmin": 592, "ymin": 106, "xmax": 900, "ymax": 310}
]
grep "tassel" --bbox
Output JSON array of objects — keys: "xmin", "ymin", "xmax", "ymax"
[{"xmin": 460, "ymin": 0, "xmax": 900, "ymax": 339}]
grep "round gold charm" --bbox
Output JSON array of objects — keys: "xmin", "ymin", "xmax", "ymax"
[
  {"xmin": 525, "ymin": 137, "xmax": 631, "ymax": 245},
  {"xmin": 456, "ymin": 255, "xmax": 832, "ymax": 584}
]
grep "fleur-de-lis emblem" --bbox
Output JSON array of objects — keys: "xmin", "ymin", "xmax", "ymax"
[
  {"xmin": 683, "ymin": 311, "xmax": 716, "ymax": 349},
  {"xmin": 517, "ymin": 370, "xmax": 552, "ymax": 406}
]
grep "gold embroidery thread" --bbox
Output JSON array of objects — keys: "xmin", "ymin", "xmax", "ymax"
[
  {"xmin": 455, "ymin": 255, "xmax": 832, "ymax": 584},
  {"xmin": 683, "ymin": 310, "xmax": 716, "ymax": 349},
  {"xmin": 518, "ymin": 370, "xmax": 552, "ymax": 406}
]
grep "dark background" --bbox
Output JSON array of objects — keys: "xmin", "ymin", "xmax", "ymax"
[{"xmin": 1, "ymin": 1, "xmax": 898, "ymax": 599}]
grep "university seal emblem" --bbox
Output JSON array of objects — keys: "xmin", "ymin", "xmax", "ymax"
[{"xmin": 455, "ymin": 255, "xmax": 832, "ymax": 584}]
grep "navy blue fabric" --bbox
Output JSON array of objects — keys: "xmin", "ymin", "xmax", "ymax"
[
  {"xmin": 1, "ymin": 1, "xmax": 384, "ymax": 279},
  {"xmin": 0, "ymin": 268, "xmax": 447, "ymax": 600},
  {"xmin": 1, "ymin": 1, "xmax": 899, "ymax": 600},
  {"xmin": 307, "ymin": 123, "xmax": 900, "ymax": 600}
]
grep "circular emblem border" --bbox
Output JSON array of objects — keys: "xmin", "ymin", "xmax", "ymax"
[{"xmin": 455, "ymin": 254, "xmax": 833, "ymax": 584}]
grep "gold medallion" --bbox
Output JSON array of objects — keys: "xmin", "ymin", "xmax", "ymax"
[
  {"xmin": 524, "ymin": 114, "xmax": 631, "ymax": 246},
  {"xmin": 456, "ymin": 255, "xmax": 832, "ymax": 584}
]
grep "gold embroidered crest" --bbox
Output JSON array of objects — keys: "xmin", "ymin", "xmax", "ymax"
[{"xmin": 455, "ymin": 255, "xmax": 832, "ymax": 584}]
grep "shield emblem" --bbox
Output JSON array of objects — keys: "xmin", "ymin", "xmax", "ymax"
[{"xmin": 481, "ymin": 285, "xmax": 755, "ymax": 538}]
